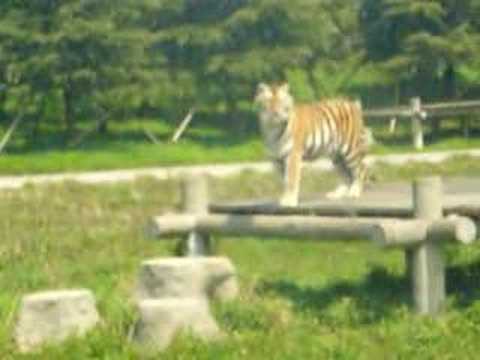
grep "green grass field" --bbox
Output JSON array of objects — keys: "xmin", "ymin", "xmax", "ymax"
[
  {"xmin": 0, "ymin": 117, "xmax": 479, "ymax": 175},
  {"xmin": 2, "ymin": 159, "xmax": 480, "ymax": 359}
]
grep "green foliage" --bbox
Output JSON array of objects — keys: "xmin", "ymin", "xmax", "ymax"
[
  {"xmin": 360, "ymin": 0, "xmax": 480, "ymax": 99},
  {"xmin": 1, "ymin": 0, "xmax": 480, "ymax": 151},
  {"xmin": 0, "ymin": 0, "xmax": 366, "ymax": 142},
  {"xmin": 285, "ymin": 68, "xmax": 315, "ymax": 102}
]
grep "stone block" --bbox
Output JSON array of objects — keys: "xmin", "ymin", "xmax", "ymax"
[
  {"xmin": 15, "ymin": 289, "xmax": 100, "ymax": 352},
  {"xmin": 133, "ymin": 298, "xmax": 220, "ymax": 351},
  {"xmin": 136, "ymin": 257, "xmax": 238, "ymax": 301}
]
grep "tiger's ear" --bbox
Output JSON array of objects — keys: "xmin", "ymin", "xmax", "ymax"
[
  {"xmin": 256, "ymin": 82, "xmax": 270, "ymax": 95},
  {"xmin": 255, "ymin": 82, "xmax": 271, "ymax": 103},
  {"xmin": 278, "ymin": 82, "xmax": 290, "ymax": 94}
]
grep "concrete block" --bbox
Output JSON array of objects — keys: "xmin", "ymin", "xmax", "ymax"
[
  {"xmin": 136, "ymin": 257, "xmax": 238, "ymax": 301},
  {"xmin": 133, "ymin": 298, "xmax": 220, "ymax": 351},
  {"xmin": 15, "ymin": 289, "xmax": 100, "ymax": 352}
]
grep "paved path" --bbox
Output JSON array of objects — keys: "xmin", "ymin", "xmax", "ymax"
[
  {"xmin": 306, "ymin": 176, "xmax": 480, "ymax": 208},
  {"xmin": 211, "ymin": 177, "xmax": 480, "ymax": 220},
  {"xmin": 1, "ymin": 149, "xmax": 480, "ymax": 190}
]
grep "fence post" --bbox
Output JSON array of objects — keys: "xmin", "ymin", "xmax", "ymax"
[
  {"xmin": 406, "ymin": 177, "xmax": 445, "ymax": 315},
  {"xmin": 179, "ymin": 176, "xmax": 210, "ymax": 256},
  {"xmin": 461, "ymin": 118, "xmax": 470, "ymax": 139},
  {"xmin": 410, "ymin": 97, "xmax": 424, "ymax": 150}
]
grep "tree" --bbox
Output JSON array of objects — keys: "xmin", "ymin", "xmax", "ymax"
[
  {"xmin": 0, "ymin": 0, "xmax": 166, "ymax": 138},
  {"xmin": 360, "ymin": 0, "xmax": 480, "ymax": 102}
]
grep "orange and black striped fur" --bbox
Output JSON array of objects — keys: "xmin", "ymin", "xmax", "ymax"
[{"xmin": 254, "ymin": 82, "xmax": 369, "ymax": 206}]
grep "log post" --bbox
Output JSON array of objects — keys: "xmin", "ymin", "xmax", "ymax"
[
  {"xmin": 388, "ymin": 117, "xmax": 397, "ymax": 134},
  {"xmin": 179, "ymin": 176, "xmax": 210, "ymax": 256},
  {"xmin": 461, "ymin": 118, "xmax": 470, "ymax": 139},
  {"xmin": 408, "ymin": 177, "xmax": 445, "ymax": 315},
  {"xmin": 410, "ymin": 97, "xmax": 424, "ymax": 150}
]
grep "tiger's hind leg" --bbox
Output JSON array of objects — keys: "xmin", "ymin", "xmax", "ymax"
[
  {"xmin": 325, "ymin": 184, "xmax": 350, "ymax": 199},
  {"xmin": 348, "ymin": 178, "xmax": 363, "ymax": 198},
  {"xmin": 326, "ymin": 155, "xmax": 351, "ymax": 200},
  {"xmin": 327, "ymin": 153, "xmax": 366, "ymax": 199},
  {"xmin": 348, "ymin": 162, "xmax": 368, "ymax": 198}
]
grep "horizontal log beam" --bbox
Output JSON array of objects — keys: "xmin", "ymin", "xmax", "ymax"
[
  {"xmin": 149, "ymin": 214, "xmax": 377, "ymax": 241},
  {"xmin": 364, "ymin": 108, "xmax": 411, "ymax": 119},
  {"xmin": 376, "ymin": 217, "xmax": 476, "ymax": 248},
  {"xmin": 148, "ymin": 214, "xmax": 476, "ymax": 248},
  {"xmin": 423, "ymin": 100, "xmax": 480, "ymax": 112},
  {"xmin": 209, "ymin": 202, "xmax": 480, "ymax": 222},
  {"xmin": 209, "ymin": 202, "xmax": 410, "ymax": 218},
  {"xmin": 427, "ymin": 217, "xmax": 476, "ymax": 244},
  {"xmin": 364, "ymin": 100, "xmax": 480, "ymax": 119}
]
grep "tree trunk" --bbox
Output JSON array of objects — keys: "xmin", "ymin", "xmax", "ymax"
[
  {"xmin": 98, "ymin": 118, "xmax": 108, "ymax": 135},
  {"xmin": 30, "ymin": 95, "xmax": 48, "ymax": 141},
  {"xmin": 226, "ymin": 95, "xmax": 245, "ymax": 134},
  {"xmin": 306, "ymin": 63, "xmax": 318, "ymax": 99},
  {"xmin": 432, "ymin": 64, "xmax": 457, "ymax": 139},
  {"xmin": 63, "ymin": 79, "xmax": 75, "ymax": 137},
  {"xmin": 443, "ymin": 64, "xmax": 456, "ymax": 99}
]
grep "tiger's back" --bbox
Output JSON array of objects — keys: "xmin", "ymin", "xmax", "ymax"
[{"xmin": 291, "ymin": 99, "xmax": 366, "ymax": 161}]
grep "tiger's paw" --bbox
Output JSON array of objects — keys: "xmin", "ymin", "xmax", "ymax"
[
  {"xmin": 279, "ymin": 194, "xmax": 298, "ymax": 207},
  {"xmin": 326, "ymin": 185, "xmax": 349, "ymax": 200},
  {"xmin": 347, "ymin": 183, "xmax": 362, "ymax": 198}
]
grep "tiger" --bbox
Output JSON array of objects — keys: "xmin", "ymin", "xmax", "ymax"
[{"xmin": 254, "ymin": 82, "xmax": 369, "ymax": 206}]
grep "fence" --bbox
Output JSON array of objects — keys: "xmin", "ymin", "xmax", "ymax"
[
  {"xmin": 148, "ymin": 176, "xmax": 478, "ymax": 317},
  {"xmin": 364, "ymin": 98, "xmax": 480, "ymax": 150}
]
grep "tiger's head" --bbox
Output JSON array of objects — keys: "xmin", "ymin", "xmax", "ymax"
[{"xmin": 254, "ymin": 82, "xmax": 294, "ymax": 124}]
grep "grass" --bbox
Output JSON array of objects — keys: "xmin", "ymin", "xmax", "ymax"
[
  {"xmin": 0, "ymin": 117, "xmax": 479, "ymax": 175},
  {"xmin": 1, "ymin": 159, "xmax": 480, "ymax": 358},
  {"xmin": 0, "ymin": 120, "xmax": 265, "ymax": 174}
]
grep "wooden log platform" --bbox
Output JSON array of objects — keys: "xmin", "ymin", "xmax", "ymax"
[
  {"xmin": 210, "ymin": 201, "xmax": 480, "ymax": 221},
  {"xmin": 148, "ymin": 176, "xmax": 479, "ymax": 317},
  {"xmin": 148, "ymin": 214, "xmax": 476, "ymax": 248},
  {"xmin": 209, "ymin": 178, "xmax": 480, "ymax": 222}
]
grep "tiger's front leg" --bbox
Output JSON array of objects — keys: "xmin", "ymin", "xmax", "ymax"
[{"xmin": 279, "ymin": 153, "xmax": 302, "ymax": 207}]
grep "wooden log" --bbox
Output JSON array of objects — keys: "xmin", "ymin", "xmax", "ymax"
[
  {"xmin": 423, "ymin": 99, "xmax": 480, "ymax": 114},
  {"xmin": 209, "ymin": 202, "xmax": 412, "ymax": 218},
  {"xmin": 411, "ymin": 97, "xmax": 424, "ymax": 150},
  {"xmin": 447, "ymin": 206, "xmax": 480, "ymax": 222},
  {"xmin": 388, "ymin": 117, "xmax": 397, "ymax": 134},
  {"xmin": 428, "ymin": 216, "xmax": 476, "ymax": 244},
  {"xmin": 142, "ymin": 126, "xmax": 160, "ymax": 144},
  {"xmin": 171, "ymin": 108, "xmax": 195, "ymax": 143},
  {"xmin": 69, "ymin": 112, "xmax": 108, "ymax": 148},
  {"xmin": 182, "ymin": 176, "xmax": 208, "ymax": 215},
  {"xmin": 147, "ymin": 214, "xmax": 197, "ymax": 236},
  {"xmin": 461, "ymin": 118, "xmax": 470, "ymax": 139},
  {"xmin": 179, "ymin": 176, "xmax": 210, "ymax": 256},
  {"xmin": 364, "ymin": 100, "xmax": 480, "ymax": 120},
  {"xmin": 409, "ymin": 177, "xmax": 445, "ymax": 316},
  {"xmin": 150, "ymin": 214, "xmax": 379, "ymax": 241},
  {"xmin": 148, "ymin": 214, "xmax": 475, "ymax": 247},
  {"xmin": 375, "ymin": 217, "xmax": 476, "ymax": 248},
  {"xmin": 364, "ymin": 107, "xmax": 411, "ymax": 119},
  {"xmin": 210, "ymin": 201, "xmax": 480, "ymax": 224},
  {"xmin": 0, "ymin": 114, "xmax": 23, "ymax": 154}
]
